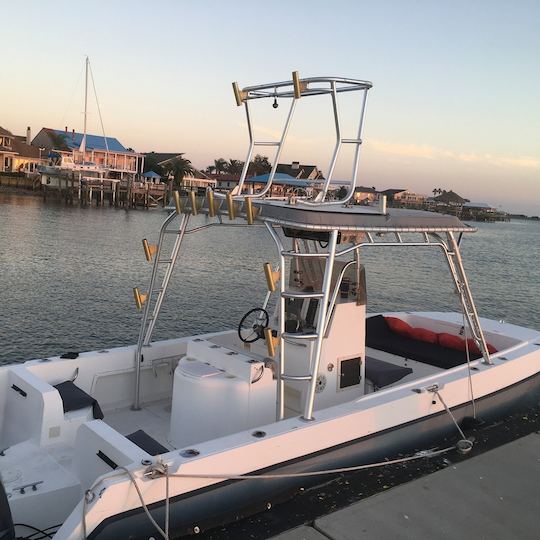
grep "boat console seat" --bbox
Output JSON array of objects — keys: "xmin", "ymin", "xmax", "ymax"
[
  {"xmin": 365, "ymin": 357, "xmax": 413, "ymax": 390},
  {"xmin": 53, "ymin": 381, "xmax": 104, "ymax": 420}
]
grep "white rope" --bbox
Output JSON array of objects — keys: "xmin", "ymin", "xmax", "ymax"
[
  {"xmin": 82, "ymin": 445, "xmax": 458, "ymax": 538},
  {"xmin": 166, "ymin": 446, "xmax": 455, "ymax": 481},
  {"xmin": 118, "ymin": 466, "xmax": 169, "ymax": 540},
  {"xmin": 432, "ymin": 389, "xmax": 468, "ymax": 442}
]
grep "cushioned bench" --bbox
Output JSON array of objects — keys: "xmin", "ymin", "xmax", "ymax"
[
  {"xmin": 53, "ymin": 381, "xmax": 104, "ymax": 420},
  {"xmin": 366, "ymin": 315, "xmax": 481, "ymax": 369},
  {"xmin": 365, "ymin": 357, "xmax": 413, "ymax": 388}
]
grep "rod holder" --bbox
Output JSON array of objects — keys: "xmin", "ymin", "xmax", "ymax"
[
  {"xmin": 133, "ymin": 287, "xmax": 148, "ymax": 310},
  {"xmin": 173, "ymin": 191, "xmax": 183, "ymax": 214},
  {"xmin": 264, "ymin": 328, "xmax": 279, "ymax": 357},
  {"xmin": 263, "ymin": 262, "xmax": 280, "ymax": 292},
  {"xmin": 142, "ymin": 239, "xmax": 157, "ymax": 262},
  {"xmin": 206, "ymin": 190, "xmax": 216, "ymax": 217},
  {"xmin": 245, "ymin": 196, "xmax": 254, "ymax": 224},
  {"xmin": 292, "ymin": 71, "xmax": 302, "ymax": 99},
  {"xmin": 189, "ymin": 191, "xmax": 198, "ymax": 215},
  {"xmin": 232, "ymin": 82, "xmax": 246, "ymax": 106},
  {"xmin": 226, "ymin": 192, "xmax": 236, "ymax": 220}
]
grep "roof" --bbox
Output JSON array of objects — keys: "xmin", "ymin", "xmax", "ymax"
[
  {"xmin": 355, "ymin": 186, "xmax": 378, "ymax": 194},
  {"xmin": 211, "ymin": 173, "xmax": 240, "ymax": 181},
  {"xmin": 246, "ymin": 173, "xmax": 313, "ymax": 187},
  {"xmin": 379, "ymin": 188, "xmax": 407, "ymax": 197},
  {"xmin": 254, "ymin": 201, "xmax": 475, "ymax": 233},
  {"xmin": 11, "ymin": 138, "xmax": 41, "ymax": 159},
  {"xmin": 0, "ymin": 145, "xmax": 16, "ymax": 154},
  {"xmin": 276, "ymin": 163, "xmax": 321, "ymax": 179},
  {"xmin": 0, "ymin": 126, "xmax": 14, "ymax": 137},
  {"xmin": 433, "ymin": 190, "xmax": 468, "ymax": 204},
  {"xmin": 45, "ymin": 128, "xmax": 131, "ymax": 153},
  {"xmin": 144, "ymin": 152, "xmax": 184, "ymax": 165},
  {"xmin": 142, "ymin": 170, "xmax": 161, "ymax": 178},
  {"xmin": 463, "ymin": 202, "xmax": 494, "ymax": 209}
]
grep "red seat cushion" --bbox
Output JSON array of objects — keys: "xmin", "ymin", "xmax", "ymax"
[
  {"xmin": 466, "ymin": 338, "xmax": 497, "ymax": 355},
  {"xmin": 438, "ymin": 333, "xmax": 466, "ymax": 351},
  {"xmin": 385, "ymin": 317, "xmax": 413, "ymax": 338},
  {"xmin": 410, "ymin": 327, "xmax": 438, "ymax": 344}
]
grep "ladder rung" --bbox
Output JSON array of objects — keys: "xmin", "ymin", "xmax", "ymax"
[
  {"xmin": 164, "ymin": 229, "xmax": 182, "ymax": 235},
  {"xmin": 281, "ymin": 250, "xmax": 330, "ymax": 258},
  {"xmin": 254, "ymin": 141, "xmax": 280, "ymax": 146},
  {"xmin": 281, "ymin": 374, "xmax": 313, "ymax": 382},
  {"xmin": 157, "ymin": 259, "xmax": 172, "ymax": 264},
  {"xmin": 282, "ymin": 291, "xmax": 324, "ymax": 299},
  {"xmin": 281, "ymin": 332, "xmax": 319, "ymax": 340},
  {"xmin": 341, "ymin": 138, "xmax": 362, "ymax": 144}
]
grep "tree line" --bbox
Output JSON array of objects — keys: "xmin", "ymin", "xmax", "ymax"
[
  {"xmin": 144, "ymin": 153, "xmax": 272, "ymax": 186},
  {"xmin": 203, "ymin": 155, "xmax": 271, "ymax": 176}
]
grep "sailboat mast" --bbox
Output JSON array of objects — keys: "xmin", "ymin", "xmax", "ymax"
[{"xmin": 80, "ymin": 56, "xmax": 89, "ymax": 156}]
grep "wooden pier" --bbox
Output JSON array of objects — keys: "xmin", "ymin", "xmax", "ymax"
[{"xmin": 41, "ymin": 178, "xmax": 170, "ymax": 209}]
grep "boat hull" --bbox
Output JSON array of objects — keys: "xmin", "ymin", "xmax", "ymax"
[{"xmin": 88, "ymin": 370, "xmax": 540, "ymax": 539}]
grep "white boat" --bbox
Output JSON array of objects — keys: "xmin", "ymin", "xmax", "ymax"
[{"xmin": 1, "ymin": 74, "xmax": 539, "ymax": 540}]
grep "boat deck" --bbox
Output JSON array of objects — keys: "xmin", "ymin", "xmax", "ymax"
[{"xmin": 103, "ymin": 398, "xmax": 175, "ymax": 451}]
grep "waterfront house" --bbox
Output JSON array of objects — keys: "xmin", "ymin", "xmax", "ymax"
[
  {"xmin": 0, "ymin": 126, "xmax": 45, "ymax": 174},
  {"xmin": 32, "ymin": 127, "xmax": 142, "ymax": 179},
  {"xmin": 431, "ymin": 189, "xmax": 468, "ymax": 206},
  {"xmin": 353, "ymin": 186, "xmax": 379, "ymax": 204},
  {"xmin": 380, "ymin": 188, "xmax": 427, "ymax": 207}
]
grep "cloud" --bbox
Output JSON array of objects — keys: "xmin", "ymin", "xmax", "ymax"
[{"xmin": 368, "ymin": 139, "xmax": 540, "ymax": 170}]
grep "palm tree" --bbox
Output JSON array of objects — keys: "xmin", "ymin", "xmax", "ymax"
[
  {"xmin": 213, "ymin": 158, "xmax": 227, "ymax": 175},
  {"xmin": 164, "ymin": 157, "xmax": 194, "ymax": 188},
  {"xmin": 225, "ymin": 159, "xmax": 244, "ymax": 175},
  {"xmin": 251, "ymin": 154, "xmax": 271, "ymax": 175},
  {"xmin": 205, "ymin": 165, "xmax": 216, "ymax": 174}
]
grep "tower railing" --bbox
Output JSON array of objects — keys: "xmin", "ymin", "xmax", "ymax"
[{"xmin": 226, "ymin": 73, "xmax": 372, "ymax": 207}]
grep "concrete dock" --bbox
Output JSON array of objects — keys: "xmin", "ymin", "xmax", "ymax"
[{"xmin": 272, "ymin": 432, "xmax": 540, "ymax": 540}]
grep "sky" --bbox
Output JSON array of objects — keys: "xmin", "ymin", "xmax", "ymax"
[{"xmin": 2, "ymin": 0, "xmax": 539, "ymax": 215}]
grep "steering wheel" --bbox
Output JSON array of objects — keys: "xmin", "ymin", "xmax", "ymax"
[{"xmin": 238, "ymin": 308, "xmax": 269, "ymax": 343}]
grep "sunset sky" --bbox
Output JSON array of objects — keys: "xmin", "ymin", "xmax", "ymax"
[{"xmin": 2, "ymin": 0, "xmax": 539, "ymax": 214}]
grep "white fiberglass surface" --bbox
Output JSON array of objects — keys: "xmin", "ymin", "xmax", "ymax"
[{"xmin": 103, "ymin": 398, "xmax": 174, "ymax": 451}]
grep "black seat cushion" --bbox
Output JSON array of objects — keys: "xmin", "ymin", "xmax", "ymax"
[
  {"xmin": 54, "ymin": 380, "xmax": 104, "ymax": 420},
  {"xmin": 366, "ymin": 315, "xmax": 480, "ymax": 369},
  {"xmin": 126, "ymin": 430, "xmax": 169, "ymax": 456},
  {"xmin": 365, "ymin": 357, "xmax": 413, "ymax": 388}
]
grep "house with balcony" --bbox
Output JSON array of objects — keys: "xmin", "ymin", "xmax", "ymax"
[
  {"xmin": 0, "ymin": 126, "xmax": 44, "ymax": 174},
  {"xmin": 32, "ymin": 127, "xmax": 142, "ymax": 179}
]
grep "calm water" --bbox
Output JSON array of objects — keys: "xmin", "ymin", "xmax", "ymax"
[{"xmin": 1, "ymin": 193, "xmax": 539, "ymax": 365}]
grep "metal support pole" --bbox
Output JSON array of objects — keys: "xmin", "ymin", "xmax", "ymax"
[
  {"xmin": 319, "ymin": 81, "xmax": 341, "ymax": 201},
  {"xmin": 447, "ymin": 233, "xmax": 492, "ymax": 364},
  {"xmin": 236, "ymin": 98, "xmax": 298, "ymax": 200},
  {"xmin": 303, "ymin": 229, "xmax": 339, "ymax": 421},
  {"xmin": 235, "ymin": 102, "xmax": 255, "ymax": 195},
  {"xmin": 143, "ymin": 214, "xmax": 189, "ymax": 343},
  {"xmin": 133, "ymin": 212, "xmax": 189, "ymax": 410},
  {"xmin": 264, "ymin": 222, "xmax": 286, "ymax": 420}
]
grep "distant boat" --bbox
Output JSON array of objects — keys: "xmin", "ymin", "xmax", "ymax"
[{"xmin": 38, "ymin": 58, "xmax": 140, "ymax": 190}]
